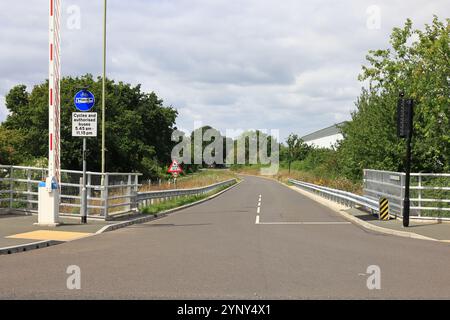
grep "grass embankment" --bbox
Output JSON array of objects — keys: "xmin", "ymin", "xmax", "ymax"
[
  {"xmin": 141, "ymin": 181, "xmax": 237, "ymax": 216},
  {"xmin": 231, "ymin": 165, "xmax": 362, "ymax": 194},
  {"xmin": 139, "ymin": 169, "xmax": 237, "ymax": 191}
]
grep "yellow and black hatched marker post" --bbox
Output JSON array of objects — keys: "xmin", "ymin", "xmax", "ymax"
[{"xmin": 379, "ymin": 198, "xmax": 390, "ymax": 220}]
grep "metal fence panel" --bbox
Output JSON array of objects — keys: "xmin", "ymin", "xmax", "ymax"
[
  {"xmin": 290, "ymin": 176, "xmax": 450, "ymax": 221},
  {"xmin": 0, "ymin": 165, "xmax": 142, "ymax": 220},
  {"xmin": 363, "ymin": 170, "xmax": 404, "ymax": 217},
  {"xmin": 364, "ymin": 169, "xmax": 450, "ymax": 218}
]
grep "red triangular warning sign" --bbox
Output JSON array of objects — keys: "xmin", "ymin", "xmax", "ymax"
[{"xmin": 167, "ymin": 159, "xmax": 183, "ymax": 174}]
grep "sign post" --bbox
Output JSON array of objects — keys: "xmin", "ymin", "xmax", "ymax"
[
  {"xmin": 81, "ymin": 138, "xmax": 87, "ymax": 223},
  {"xmin": 73, "ymin": 90, "xmax": 96, "ymax": 224},
  {"xmin": 397, "ymin": 93, "xmax": 414, "ymax": 227},
  {"xmin": 173, "ymin": 172, "xmax": 178, "ymax": 188}
]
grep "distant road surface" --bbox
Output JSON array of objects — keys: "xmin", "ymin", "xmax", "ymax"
[{"xmin": 1, "ymin": 175, "xmax": 450, "ymax": 299}]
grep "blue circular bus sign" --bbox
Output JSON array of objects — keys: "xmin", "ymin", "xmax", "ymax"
[{"xmin": 74, "ymin": 90, "xmax": 95, "ymax": 112}]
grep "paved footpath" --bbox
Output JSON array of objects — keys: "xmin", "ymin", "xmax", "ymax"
[
  {"xmin": 344, "ymin": 207, "xmax": 450, "ymax": 241},
  {"xmin": 0, "ymin": 215, "xmax": 111, "ymax": 250},
  {"xmin": 0, "ymin": 175, "xmax": 449, "ymax": 299}
]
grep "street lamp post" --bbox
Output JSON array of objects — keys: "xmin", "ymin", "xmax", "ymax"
[{"xmin": 101, "ymin": 0, "xmax": 107, "ymax": 181}]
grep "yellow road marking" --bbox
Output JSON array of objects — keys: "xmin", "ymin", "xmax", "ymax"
[{"xmin": 6, "ymin": 230, "xmax": 92, "ymax": 242}]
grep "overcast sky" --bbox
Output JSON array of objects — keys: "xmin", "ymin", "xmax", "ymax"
[{"xmin": 0, "ymin": 0, "xmax": 448, "ymax": 140}]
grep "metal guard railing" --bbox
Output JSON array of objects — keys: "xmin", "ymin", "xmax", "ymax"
[
  {"xmin": 288, "ymin": 179, "xmax": 379, "ymax": 212},
  {"xmin": 288, "ymin": 178, "xmax": 450, "ymax": 222},
  {"xmin": 136, "ymin": 179, "xmax": 237, "ymax": 209}
]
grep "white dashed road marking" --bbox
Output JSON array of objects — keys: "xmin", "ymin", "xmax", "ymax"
[{"xmin": 255, "ymin": 194, "xmax": 262, "ymax": 224}]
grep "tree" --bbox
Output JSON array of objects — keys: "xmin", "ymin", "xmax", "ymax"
[
  {"xmin": 285, "ymin": 134, "xmax": 311, "ymax": 173},
  {"xmin": 0, "ymin": 127, "xmax": 27, "ymax": 164},
  {"xmin": 2, "ymin": 74, "xmax": 178, "ymax": 178},
  {"xmin": 338, "ymin": 16, "xmax": 450, "ymax": 179}
]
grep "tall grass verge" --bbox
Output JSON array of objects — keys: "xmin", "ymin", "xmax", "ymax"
[{"xmin": 140, "ymin": 182, "xmax": 236, "ymax": 216}]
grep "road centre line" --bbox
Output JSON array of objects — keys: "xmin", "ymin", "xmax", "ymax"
[
  {"xmin": 255, "ymin": 194, "xmax": 262, "ymax": 224},
  {"xmin": 256, "ymin": 195, "xmax": 262, "ymax": 222}
]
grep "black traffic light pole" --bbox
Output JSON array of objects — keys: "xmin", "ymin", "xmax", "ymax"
[
  {"xmin": 403, "ymin": 98, "xmax": 414, "ymax": 227},
  {"xmin": 397, "ymin": 93, "xmax": 414, "ymax": 227}
]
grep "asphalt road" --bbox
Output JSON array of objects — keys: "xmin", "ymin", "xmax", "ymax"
[{"xmin": 1, "ymin": 175, "xmax": 449, "ymax": 299}]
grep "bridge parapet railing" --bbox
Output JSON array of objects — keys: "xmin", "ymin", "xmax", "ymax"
[
  {"xmin": 288, "ymin": 179, "xmax": 379, "ymax": 212},
  {"xmin": 0, "ymin": 165, "xmax": 236, "ymax": 220},
  {"xmin": 0, "ymin": 165, "xmax": 141, "ymax": 220},
  {"xmin": 364, "ymin": 169, "xmax": 450, "ymax": 219},
  {"xmin": 290, "ymin": 172, "xmax": 450, "ymax": 222}
]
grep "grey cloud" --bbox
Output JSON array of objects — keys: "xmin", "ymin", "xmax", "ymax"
[{"xmin": 0, "ymin": 0, "xmax": 449, "ymax": 141}]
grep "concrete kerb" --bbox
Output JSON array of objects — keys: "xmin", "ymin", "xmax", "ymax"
[
  {"xmin": 0, "ymin": 240, "xmax": 63, "ymax": 255},
  {"xmin": 96, "ymin": 179, "xmax": 242, "ymax": 234}
]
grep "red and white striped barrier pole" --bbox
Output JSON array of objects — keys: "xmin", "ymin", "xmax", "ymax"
[
  {"xmin": 38, "ymin": 0, "xmax": 61, "ymax": 226},
  {"xmin": 49, "ymin": 0, "xmax": 61, "ymax": 184}
]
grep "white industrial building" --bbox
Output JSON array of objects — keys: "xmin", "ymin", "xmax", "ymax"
[{"xmin": 301, "ymin": 122, "xmax": 346, "ymax": 149}]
